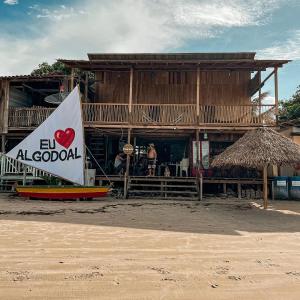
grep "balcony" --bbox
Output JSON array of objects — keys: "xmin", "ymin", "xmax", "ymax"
[{"xmin": 8, "ymin": 103, "xmax": 276, "ymax": 129}]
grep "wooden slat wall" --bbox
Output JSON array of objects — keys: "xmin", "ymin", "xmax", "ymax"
[
  {"xmin": 95, "ymin": 71, "xmax": 130, "ymax": 103},
  {"xmin": 94, "ymin": 70, "xmax": 251, "ymax": 105},
  {"xmin": 0, "ymin": 80, "xmax": 3, "ymax": 133},
  {"xmin": 199, "ymin": 71, "xmax": 250, "ymax": 105},
  {"xmin": 0, "ymin": 80, "xmax": 9, "ymax": 134}
]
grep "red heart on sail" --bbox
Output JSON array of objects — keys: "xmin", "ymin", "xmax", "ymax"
[{"xmin": 54, "ymin": 128, "xmax": 75, "ymax": 149}]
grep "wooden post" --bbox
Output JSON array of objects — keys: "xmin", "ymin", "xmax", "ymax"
[
  {"xmin": 22, "ymin": 166, "xmax": 27, "ymax": 186},
  {"xmin": 70, "ymin": 68, "xmax": 75, "ymax": 91},
  {"xmin": 84, "ymin": 72, "xmax": 88, "ymax": 102},
  {"xmin": 129, "ymin": 67, "xmax": 133, "ymax": 115},
  {"xmin": 237, "ymin": 182, "xmax": 241, "ymax": 199},
  {"xmin": 223, "ymin": 183, "xmax": 227, "ymax": 194},
  {"xmin": 196, "ymin": 129, "xmax": 200, "ymax": 171},
  {"xmin": 196, "ymin": 66, "xmax": 200, "ymax": 124},
  {"xmin": 1, "ymin": 134, "xmax": 5, "ymax": 153},
  {"xmin": 258, "ymin": 71, "xmax": 262, "ymax": 119},
  {"xmin": 3, "ymin": 80, "xmax": 10, "ymax": 135},
  {"xmin": 124, "ymin": 128, "xmax": 131, "ymax": 198},
  {"xmin": 199, "ymin": 173, "xmax": 203, "ymax": 201},
  {"xmin": 196, "ymin": 129, "xmax": 201, "ymax": 200},
  {"xmin": 263, "ymin": 165, "xmax": 268, "ymax": 209},
  {"xmin": 272, "ymin": 165, "xmax": 278, "ymax": 177},
  {"xmin": 274, "ymin": 67, "xmax": 279, "ymax": 117}
]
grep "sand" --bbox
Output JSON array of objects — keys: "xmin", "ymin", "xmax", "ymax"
[{"xmin": 0, "ymin": 194, "xmax": 299, "ymax": 300}]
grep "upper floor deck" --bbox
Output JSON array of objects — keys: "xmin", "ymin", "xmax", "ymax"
[
  {"xmin": 0, "ymin": 52, "xmax": 289, "ymax": 132},
  {"xmin": 7, "ymin": 103, "xmax": 276, "ymax": 129}
]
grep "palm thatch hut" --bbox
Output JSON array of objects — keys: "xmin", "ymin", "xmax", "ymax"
[{"xmin": 211, "ymin": 127, "xmax": 300, "ymax": 208}]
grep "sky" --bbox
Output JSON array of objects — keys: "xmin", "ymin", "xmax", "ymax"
[{"xmin": 0, "ymin": 0, "xmax": 300, "ymax": 101}]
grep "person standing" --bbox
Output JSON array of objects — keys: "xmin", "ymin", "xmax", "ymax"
[
  {"xmin": 114, "ymin": 152, "xmax": 125, "ymax": 175},
  {"xmin": 147, "ymin": 143, "xmax": 157, "ymax": 176}
]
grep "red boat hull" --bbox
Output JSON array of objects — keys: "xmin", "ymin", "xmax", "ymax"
[{"xmin": 16, "ymin": 186, "xmax": 109, "ymax": 200}]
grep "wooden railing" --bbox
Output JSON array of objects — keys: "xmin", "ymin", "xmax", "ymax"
[
  {"xmin": 0, "ymin": 153, "xmax": 50, "ymax": 178},
  {"xmin": 198, "ymin": 105, "xmax": 276, "ymax": 125},
  {"xmin": 132, "ymin": 104, "xmax": 197, "ymax": 125},
  {"xmin": 83, "ymin": 103, "xmax": 128, "ymax": 124},
  {"xmin": 8, "ymin": 107, "xmax": 55, "ymax": 128},
  {"xmin": 8, "ymin": 104, "xmax": 276, "ymax": 128}
]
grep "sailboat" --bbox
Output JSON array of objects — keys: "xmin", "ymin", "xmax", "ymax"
[{"xmin": 5, "ymin": 86, "xmax": 110, "ymax": 200}]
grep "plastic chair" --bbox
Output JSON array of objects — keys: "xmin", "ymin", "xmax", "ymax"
[{"xmin": 180, "ymin": 158, "xmax": 189, "ymax": 177}]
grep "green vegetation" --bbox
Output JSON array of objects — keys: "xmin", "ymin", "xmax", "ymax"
[
  {"xmin": 30, "ymin": 61, "xmax": 94, "ymax": 80},
  {"xmin": 31, "ymin": 61, "xmax": 70, "ymax": 76},
  {"xmin": 279, "ymin": 85, "xmax": 300, "ymax": 121},
  {"xmin": 41, "ymin": 175, "xmax": 62, "ymax": 185}
]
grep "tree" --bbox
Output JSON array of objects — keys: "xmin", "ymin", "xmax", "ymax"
[
  {"xmin": 31, "ymin": 61, "xmax": 70, "ymax": 76},
  {"xmin": 279, "ymin": 85, "xmax": 300, "ymax": 121}
]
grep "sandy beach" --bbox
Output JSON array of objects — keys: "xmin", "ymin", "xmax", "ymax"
[{"xmin": 0, "ymin": 194, "xmax": 299, "ymax": 300}]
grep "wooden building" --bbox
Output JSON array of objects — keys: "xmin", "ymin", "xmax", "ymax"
[{"xmin": 0, "ymin": 53, "xmax": 290, "ymax": 197}]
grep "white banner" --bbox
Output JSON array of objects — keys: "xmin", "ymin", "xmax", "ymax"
[{"xmin": 6, "ymin": 86, "xmax": 85, "ymax": 185}]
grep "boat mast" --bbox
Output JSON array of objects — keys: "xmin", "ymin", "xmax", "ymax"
[{"xmin": 77, "ymin": 84, "xmax": 86, "ymax": 186}]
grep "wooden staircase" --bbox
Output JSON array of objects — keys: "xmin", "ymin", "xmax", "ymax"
[
  {"xmin": 86, "ymin": 133, "xmax": 106, "ymax": 174},
  {"xmin": 127, "ymin": 176, "xmax": 200, "ymax": 200}
]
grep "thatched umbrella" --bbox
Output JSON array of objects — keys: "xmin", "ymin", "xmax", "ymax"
[{"xmin": 211, "ymin": 127, "xmax": 300, "ymax": 209}]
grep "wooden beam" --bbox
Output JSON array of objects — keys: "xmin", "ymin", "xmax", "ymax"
[
  {"xmin": 195, "ymin": 129, "xmax": 200, "ymax": 168},
  {"xmin": 70, "ymin": 68, "xmax": 75, "ymax": 91},
  {"xmin": 124, "ymin": 128, "xmax": 132, "ymax": 198},
  {"xmin": 263, "ymin": 165, "xmax": 268, "ymax": 209},
  {"xmin": 274, "ymin": 67, "xmax": 279, "ymax": 116},
  {"xmin": 84, "ymin": 72, "xmax": 88, "ymax": 102},
  {"xmin": 196, "ymin": 66, "xmax": 200, "ymax": 121},
  {"xmin": 253, "ymin": 70, "xmax": 275, "ymax": 95},
  {"xmin": 258, "ymin": 71, "xmax": 262, "ymax": 117},
  {"xmin": 237, "ymin": 182, "xmax": 241, "ymax": 199},
  {"xmin": 195, "ymin": 129, "xmax": 202, "ymax": 200},
  {"xmin": 128, "ymin": 67, "xmax": 133, "ymax": 114},
  {"xmin": 223, "ymin": 183, "xmax": 227, "ymax": 194},
  {"xmin": 1, "ymin": 134, "xmax": 6, "ymax": 153},
  {"xmin": 3, "ymin": 80, "xmax": 10, "ymax": 134}
]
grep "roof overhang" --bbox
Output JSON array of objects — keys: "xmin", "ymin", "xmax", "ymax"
[
  {"xmin": 0, "ymin": 74, "xmax": 67, "ymax": 82},
  {"xmin": 58, "ymin": 58, "xmax": 290, "ymax": 71}
]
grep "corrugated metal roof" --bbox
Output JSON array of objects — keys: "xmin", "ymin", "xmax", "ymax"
[
  {"xmin": 0, "ymin": 74, "xmax": 67, "ymax": 81},
  {"xmin": 58, "ymin": 58, "xmax": 290, "ymax": 71},
  {"xmin": 87, "ymin": 52, "xmax": 256, "ymax": 61}
]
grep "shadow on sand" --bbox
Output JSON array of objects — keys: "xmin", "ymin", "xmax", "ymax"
[{"xmin": 0, "ymin": 195, "xmax": 299, "ymax": 236}]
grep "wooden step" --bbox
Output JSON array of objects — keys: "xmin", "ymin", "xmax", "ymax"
[
  {"xmin": 129, "ymin": 196, "xmax": 199, "ymax": 200},
  {"xmin": 129, "ymin": 183, "xmax": 197, "ymax": 189},
  {"xmin": 129, "ymin": 189, "xmax": 198, "ymax": 195},
  {"xmin": 129, "ymin": 177, "xmax": 197, "ymax": 183}
]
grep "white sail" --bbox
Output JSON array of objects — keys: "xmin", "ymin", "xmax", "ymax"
[{"xmin": 6, "ymin": 86, "xmax": 85, "ymax": 185}]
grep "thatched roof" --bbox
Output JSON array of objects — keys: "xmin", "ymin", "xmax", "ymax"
[{"xmin": 211, "ymin": 127, "xmax": 300, "ymax": 169}]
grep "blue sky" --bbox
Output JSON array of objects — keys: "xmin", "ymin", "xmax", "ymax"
[{"xmin": 0, "ymin": 0, "xmax": 300, "ymax": 101}]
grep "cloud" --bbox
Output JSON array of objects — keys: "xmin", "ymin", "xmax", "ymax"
[
  {"xmin": 28, "ymin": 4, "xmax": 86, "ymax": 21},
  {"xmin": 3, "ymin": 0, "xmax": 18, "ymax": 5},
  {"xmin": 257, "ymin": 30, "xmax": 300, "ymax": 60},
  {"xmin": 0, "ymin": 0, "xmax": 286, "ymax": 75}
]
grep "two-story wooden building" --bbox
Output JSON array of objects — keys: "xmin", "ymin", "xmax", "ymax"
[{"xmin": 0, "ymin": 52, "xmax": 289, "ymax": 197}]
